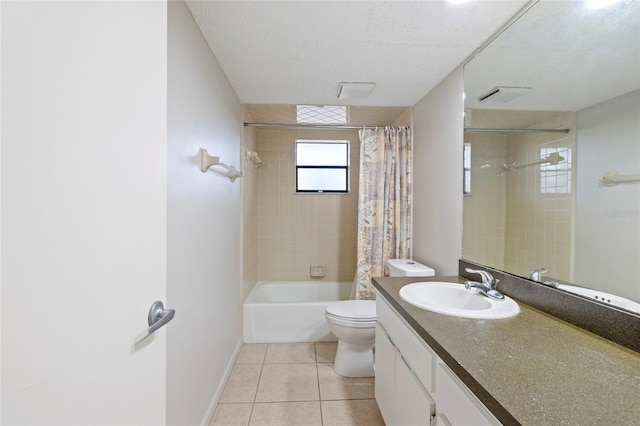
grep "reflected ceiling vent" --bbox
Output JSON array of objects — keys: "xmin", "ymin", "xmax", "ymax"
[
  {"xmin": 336, "ymin": 82, "xmax": 376, "ymax": 100},
  {"xmin": 478, "ymin": 86, "xmax": 531, "ymax": 103}
]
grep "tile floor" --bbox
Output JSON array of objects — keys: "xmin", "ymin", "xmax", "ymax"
[{"xmin": 210, "ymin": 342, "xmax": 385, "ymax": 426}]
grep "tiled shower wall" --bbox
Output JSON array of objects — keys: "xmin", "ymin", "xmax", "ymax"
[
  {"xmin": 241, "ymin": 108, "xmax": 259, "ymax": 301},
  {"xmin": 504, "ymin": 113, "xmax": 575, "ymax": 282},
  {"xmin": 254, "ymin": 129, "xmax": 359, "ymax": 282},
  {"xmin": 464, "ymin": 111, "xmax": 575, "ymax": 283},
  {"xmin": 462, "ymin": 134, "xmax": 508, "ymax": 269}
]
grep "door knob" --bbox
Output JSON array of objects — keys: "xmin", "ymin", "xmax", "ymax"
[{"xmin": 147, "ymin": 301, "xmax": 175, "ymax": 334}]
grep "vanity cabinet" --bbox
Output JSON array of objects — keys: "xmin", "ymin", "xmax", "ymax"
[
  {"xmin": 375, "ymin": 295, "xmax": 500, "ymax": 426},
  {"xmin": 376, "ymin": 323, "xmax": 435, "ymax": 425}
]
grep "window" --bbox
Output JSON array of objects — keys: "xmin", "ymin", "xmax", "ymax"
[
  {"xmin": 296, "ymin": 105, "xmax": 348, "ymax": 124},
  {"xmin": 540, "ymin": 146, "xmax": 572, "ymax": 194},
  {"xmin": 463, "ymin": 143, "xmax": 471, "ymax": 195},
  {"xmin": 295, "ymin": 140, "xmax": 349, "ymax": 193}
]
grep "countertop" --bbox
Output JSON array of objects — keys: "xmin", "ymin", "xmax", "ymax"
[{"xmin": 373, "ymin": 276, "xmax": 640, "ymax": 426}]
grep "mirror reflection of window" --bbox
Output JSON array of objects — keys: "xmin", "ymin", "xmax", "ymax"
[
  {"xmin": 463, "ymin": 143, "xmax": 471, "ymax": 195},
  {"xmin": 540, "ymin": 147, "xmax": 572, "ymax": 194}
]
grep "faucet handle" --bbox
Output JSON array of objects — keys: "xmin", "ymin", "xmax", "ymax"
[
  {"xmin": 489, "ymin": 278, "xmax": 500, "ymax": 290},
  {"xmin": 465, "ymin": 268, "xmax": 494, "ymax": 284}
]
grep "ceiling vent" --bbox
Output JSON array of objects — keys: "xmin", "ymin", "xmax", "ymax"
[
  {"xmin": 336, "ymin": 82, "xmax": 376, "ymax": 100},
  {"xmin": 478, "ymin": 86, "xmax": 531, "ymax": 103}
]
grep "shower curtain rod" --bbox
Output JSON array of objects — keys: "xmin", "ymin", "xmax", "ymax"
[
  {"xmin": 243, "ymin": 122, "xmax": 387, "ymax": 130},
  {"xmin": 464, "ymin": 127, "xmax": 570, "ymax": 134},
  {"xmin": 244, "ymin": 123, "xmax": 568, "ymax": 133}
]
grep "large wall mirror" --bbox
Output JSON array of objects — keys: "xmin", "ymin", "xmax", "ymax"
[{"xmin": 463, "ymin": 0, "xmax": 639, "ymax": 314}]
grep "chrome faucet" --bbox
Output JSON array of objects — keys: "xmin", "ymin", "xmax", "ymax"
[
  {"xmin": 464, "ymin": 268, "xmax": 505, "ymax": 300},
  {"xmin": 528, "ymin": 267, "xmax": 558, "ymax": 287},
  {"xmin": 528, "ymin": 268, "xmax": 547, "ymax": 282}
]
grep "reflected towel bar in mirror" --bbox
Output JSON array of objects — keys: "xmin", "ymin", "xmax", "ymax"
[{"xmin": 599, "ymin": 171, "xmax": 640, "ymax": 187}]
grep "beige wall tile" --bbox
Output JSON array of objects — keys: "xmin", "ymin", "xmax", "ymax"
[
  {"xmin": 464, "ymin": 110, "xmax": 575, "ymax": 283},
  {"xmin": 242, "ymin": 108, "xmax": 259, "ymax": 302},
  {"xmin": 255, "ymin": 129, "xmax": 359, "ymax": 282},
  {"xmin": 463, "ymin": 134, "xmax": 508, "ymax": 269}
]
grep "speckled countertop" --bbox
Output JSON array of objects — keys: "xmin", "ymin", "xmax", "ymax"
[{"xmin": 373, "ymin": 276, "xmax": 640, "ymax": 426}]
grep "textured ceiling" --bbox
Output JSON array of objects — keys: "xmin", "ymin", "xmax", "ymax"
[
  {"xmin": 464, "ymin": 0, "xmax": 640, "ymax": 111},
  {"xmin": 185, "ymin": 0, "xmax": 527, "ymax": 107}
]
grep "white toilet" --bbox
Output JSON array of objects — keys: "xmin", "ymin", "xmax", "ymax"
[
  {"xmin": 387, "ymin": 258, "xmax": 435, "ymax": 278},
  {"xmin": 325, "ymin": 300, "xmax": 377, "ymax": 377},
  {"xmin": 325, "ymin": 259, "xmax": 435, "ymax": 378}
]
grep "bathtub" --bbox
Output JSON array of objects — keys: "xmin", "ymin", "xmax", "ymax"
[
  {"xmin": 557, "ymin": 284, "xmax": 640, "ymax": 314},
  {"xmin": 243, "ymin": 281, "xmax": 352, "ymax": 343}
]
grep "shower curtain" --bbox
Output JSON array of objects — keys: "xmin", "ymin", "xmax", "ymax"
[{"xmin": 354, "ymin": 126, "xmax": 412, "ymax": 300}]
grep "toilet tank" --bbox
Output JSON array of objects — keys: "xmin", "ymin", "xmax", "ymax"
[{"xmin": 387, "ymin": 259, "xmax": 435, "ymax": 277}]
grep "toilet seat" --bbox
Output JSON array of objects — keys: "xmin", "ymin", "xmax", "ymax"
[
  {"xmin": 326, "ymin": 314, "xmax": 376, "ymax": 328},
  {"xmin": 326, "ymin": 300, "xmax": 376, "ymax": 321}
]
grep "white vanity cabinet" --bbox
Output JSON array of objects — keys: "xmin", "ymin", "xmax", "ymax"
[
  {"xmin": 375, "ymin": 295, "xmax": 501, "ymax": 426},
  {"xmin": 376, "ymin": 323, "xmax": 435, "ymax": 425}
]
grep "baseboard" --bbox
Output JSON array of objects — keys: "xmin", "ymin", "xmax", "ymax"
[{"xmin": 200, "ymin": 339, "xmax": 243, "ymax": 426}]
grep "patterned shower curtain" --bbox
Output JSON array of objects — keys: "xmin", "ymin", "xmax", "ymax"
[{"xmin": 354, "ymin": 126, "xmax": 412, "ymax": 299}]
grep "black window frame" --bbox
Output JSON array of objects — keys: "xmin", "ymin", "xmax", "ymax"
[{"xmin": 295, "ymin": 140, "xmax": 350, "ymax": 194}]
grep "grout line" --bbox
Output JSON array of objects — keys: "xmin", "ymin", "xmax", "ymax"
[
  {"xmin": 314, "ymin": 343, "xmax": 325, "ymax": 426},
  {"xmin": 246, "ymin": 344, "xmax": 267, "ymax": 426},
  {"xmin": 217, "ymin": 342, "xmax": 367, "ymax": 425}
]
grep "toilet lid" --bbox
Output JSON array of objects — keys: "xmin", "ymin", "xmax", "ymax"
[{"xmin": 326, "ymin": 300, "xmax": 376, "ymax": 321}]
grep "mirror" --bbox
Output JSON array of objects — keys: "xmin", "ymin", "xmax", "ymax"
[{"xmin": 462, "ymin": 0, "xmax": 640, "ymax": 313}]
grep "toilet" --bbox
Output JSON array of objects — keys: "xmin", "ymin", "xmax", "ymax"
[
  {"xmin": 325, "ymin": 259, "xmax": 435, "ymax": 377},
  {"xmin": 387, "ymin": 258, "xmax": 435, "ymax": 278}
]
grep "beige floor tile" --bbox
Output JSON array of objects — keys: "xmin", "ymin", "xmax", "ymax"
[
  {"xmin": 321, "ymin": 399, "xmax": 385, "ymax": 426},
  {"xmin": 220, "ymin": 364, "xmax": 263, "ymax": 403},
  {"xmin": 236, "ymin": 344, "xmax": 268, "ymax": 365},
  {"xmin": 264, "ymin": 342, "xmax": 317, "ymax": 364},
  {"xmin": 317, "ymin": 363, "xmax": 375, "ymax": 400},
  {"xmin": 209, "ymin": 403, "xmax": 253, "ymax": 426},
  {"xmin": 249, "ymin": 401, "xmax": 322, "ymax": 426},
  {"xmin": 315, "ymin": 341, "xmax": 337, "ymax": 363},
  {"xmin": 255, "ymin": 363, "xmax": 319, "ymax": 402}
]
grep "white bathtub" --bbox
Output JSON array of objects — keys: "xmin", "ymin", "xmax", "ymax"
[{"xmin": 243, "ymin": 281, "xmax": 352, "ymax": 343}]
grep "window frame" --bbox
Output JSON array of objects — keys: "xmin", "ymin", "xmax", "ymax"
[
  {"xmin": 463, "ymin": 143, "xmax": 471, "ymax": 195},
  {"xmin": 539, "ymin": 146, "xmax": 572, "ymax": 195},
  {"xmin": 295, "ymin": 140, "xmax": 350, "ymax": 194}
]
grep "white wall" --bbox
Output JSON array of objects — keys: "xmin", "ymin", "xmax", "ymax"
[
  {"xmin": 167, "ymin": 2, "xmax": 243, "ymax": 424},
  {"xmin": 574, "ymin": 89, "xmax": 640, "ymax": 301},
  {"xmin": 2, "ymin": 2, "xmax": 168, "ymax": 424},
  {"xmin": 412, "ymin": 67, "xmax": 464, "ymax": 275}
]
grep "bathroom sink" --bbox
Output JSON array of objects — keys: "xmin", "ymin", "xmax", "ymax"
[{"xmin": 399, "ymin": 282, "xmax": 520, "ymax": 319}]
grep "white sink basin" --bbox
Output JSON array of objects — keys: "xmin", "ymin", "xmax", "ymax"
[{"xmin": 399, "ymin": 282, "xmax": 520, "ymax": 319}]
